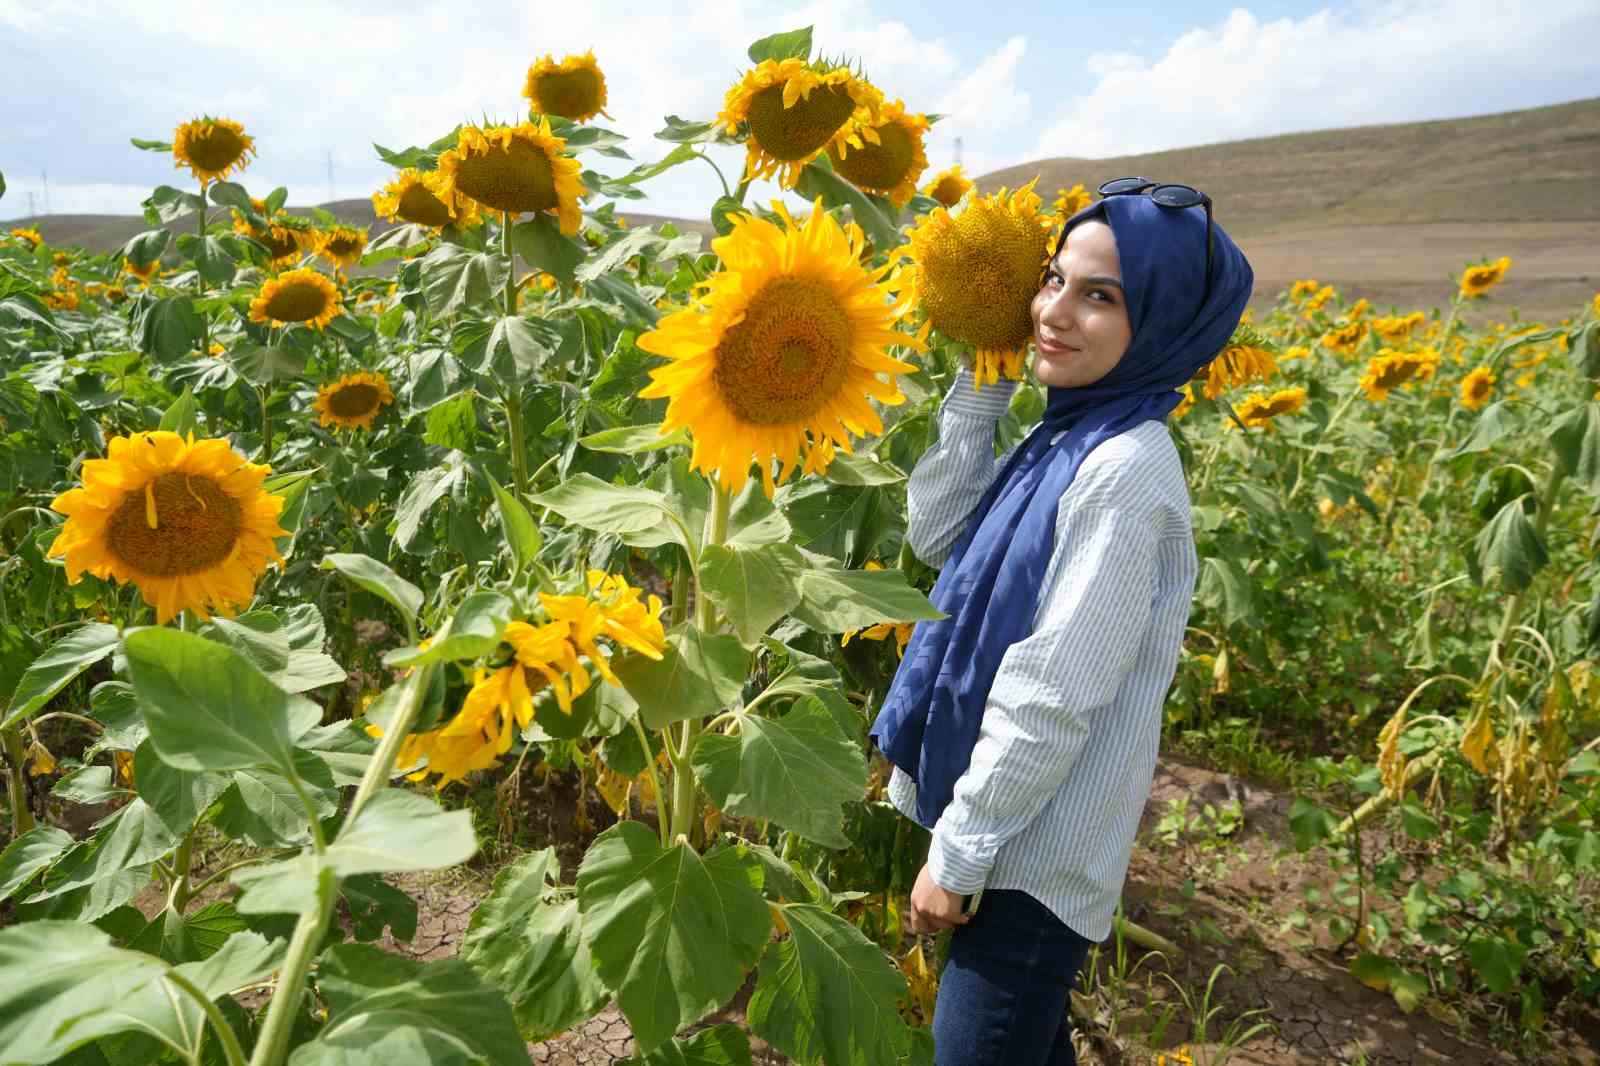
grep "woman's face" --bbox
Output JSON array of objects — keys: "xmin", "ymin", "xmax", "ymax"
[{"xmin": 1029, "ymin": 219, "xmax": 1133, "ymax": 389}]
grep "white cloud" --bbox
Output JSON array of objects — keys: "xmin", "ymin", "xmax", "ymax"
[{"xmin": 1033, "ymin": 0, "xmax": 1600, "ymax": 159}]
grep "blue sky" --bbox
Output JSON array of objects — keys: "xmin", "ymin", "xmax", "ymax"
[{"xmin": 3, "ymin": 0, "xmax": 1598, "ymax": 223}]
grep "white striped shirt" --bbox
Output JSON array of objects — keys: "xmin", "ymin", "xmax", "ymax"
[{"xmin": 887, "ymin": 367, "xmax": 1198, "ymax": 942}]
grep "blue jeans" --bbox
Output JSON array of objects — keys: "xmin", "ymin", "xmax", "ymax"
[{"xmin": 932, "ymin": 889, "xmax": 1093, "ymax": 1066}]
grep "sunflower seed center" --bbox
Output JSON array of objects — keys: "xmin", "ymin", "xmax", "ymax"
[
  {"xmin": 829, "ymin": 120, "xmax": 915, "ymax": 191},
  {"xmin": 713, "ymin": 275, "xmax": 854, "ymax": 425},
  {"xmin": 327, "ymin": 383, "xmax": 382, "ymax": 418},
  {"xmin": 746, "ymin": 83, "xmax": 855, "ymax": 162},
  {"xmin": 454, "ymin": 138, "xmax": 557, "ymax": 215},
  {"xmin": 398, "ymin": 183, "xmax": 453, "ymax": 228},
  {"xmin": 106, "ymin": 473, "xmax": 243, "ymax": 577},
  {"xmin": 264, "ymin": 278, "xmax": 333, "ymax": 322},
  {"xmin": 534, "ymin": 69, "xmax": 604, "ymax": 120}
]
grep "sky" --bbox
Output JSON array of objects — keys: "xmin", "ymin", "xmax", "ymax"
[{"xmin": 2, "ymin": 0, "xmax": 1598, "ymax": 224}]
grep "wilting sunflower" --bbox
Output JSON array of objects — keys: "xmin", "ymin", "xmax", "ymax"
[
  {"xmin": 1202, "ymin": 326, "xmax": 1279, "ymax": 399},
  {"xmin": 719, "ymin": 58, "xmax": 884, "ymax": 188},
  {"xmin": 1459, "ymin": 366, "xmax": 1496, "ymax": 410},
  {"xmin": 47, "ymin": 431, "xmax": 287, "ymax": 624},
  {"xmin": 231, "ymin": 199, "xmax": 313, "ymax": 265},
  {"xmin": 1052, "ymin": 183, "xmax": 1091, "ymax": 219},
  {"xmin": 1359, "ymin": 347, "xmax": 1440, "ymax": 402},
  {"xmin": 1320, "ymin": 319, "xmax": 1368, "ymax": 358},
  {"xmin": 171, "ymin": 116, "xmax": 255, "ymax": 184},
  {"xmin": 313, "ymin": 372, "xmax": 394, "ymax": 431},
  {"xmin": 436, "ymin": 119, "xmax": 584, "ymax": 233},
  {"xmin": 827, "ymin": 99, "xmax": 929, "ymax": 207},
  {"xmin": 249, "ymin": 267, "xmax": 343, "ymax": 329},
  {"xmin": 123, "ymin": 258, "xmax": 160, "ymax": 283},
  {"xmin": 900, "ymin": 180, "xmax": 1052, "ymax": 390},
  {"xmin": 638, "ymin": 199, "xmax": 918, "ymax": 497},
  {"xmin": 1459, "ymin": 256, "xmax": 1511, "ymax": 299},
  {"xmin": 372, "ymin": 168, "xmax": 479, "ymax": 229},
  {"xmin": 9, "ymin": 227, "xmax": 42, "ymax": 250},
  {"xmin": 1371, "ymin": 311, "xmax": 1425, "ymax": 344},
  {"xmin": 523, "ymin": 50, "xmax": 610, "ymax": 123},
  {"xmin": 315, "ymin": 225, "xmax": 368, "ymax": 270},
  {"xmin": 921, "ymin": 165, "xmax": 973, "ymax": 208},
  {"xmin": 1231, "ymin": 386, "xmax": 1307, "ymax": 431}
]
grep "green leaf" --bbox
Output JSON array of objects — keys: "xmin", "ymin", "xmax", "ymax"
[
  {"xmin": 123, "ymin": 627, "xmax": 319, "ymax": 777},
  {"xmin": 485, "ymin": 476, "xmax": 541, "ymax": 574},
  {"xmin": 613, "ymin": 624, "xmax": 749, "ymax": 731},
  {"xmin": 747, "ymin": 902, "xmax": 911, "ymax": 1066},
  {"xmin": 1196, "ymin": 556, "xmax": 1257, "ymax": 628},
  {"xmin": 530, "ymin": 474, "xmax": 686, "ymax": 542},
  {"xmin": 579, "ymin": 423, "xmax": 692, "ymax": 455},
  {"xmin": 1450, "ymin": 400, "xmax": 1518, "ymax": 456},
  {"xmin": 747, "ymin": 26, "xmax": 812, "ymax": 63},
  {"xmin": 488, "ymin": 314, "xmax": 558, "ymax": 375},
  {"xmin": 228, "ymin": 343, "xmax": 307, "ymax": 385},
  {"xmin": 142, "ymin": 185, "xmax": 203, "ymax": 224},
  {"xmin": 158, "ymin": 386, "xmax": 199, "ymax": 434},
  {"xmin": 1287, "ymin": 797, "xmax": 1336, "ymax": 851},
  {"xmin": 462, "ymin": 849, "xmax": 609, "ymax": 1041},
  {"xmin": 725, "ymin": 480, "xmax": 793, "ymax": 549},
  {"xmin": 1574, "ymin": 322, "xmax": 1600, "ymax": 379},
  {"xmin": 134, "ymin": 295, "xmax": 203, "ymax": 360},
  {"xmin": 406, "ymin": 348, "xmax": 464, "ymax": 409},
  {"xmin": 578, "ymin": 823, "xmax": 771, "ymax": 1052},
  {"xmin": 822, "ymin": 451, "xmax": 905, "ymax": 486},
  {"xmin": 342, "ymin": 873, "xmax": 419, "ymax": 942},
  {"xmin": 364, "ymin": 222, "xmax": 434, "ymax": 264},
  {"xmin": 420, "ymin": 242, "xmax": 508, "ymax": 315},
  {"xmin": 576, "ymin": 228, "xmax": 667, "ymax": 280},
  {"xmin": 384, "ymin": 591, "xmax": 511, "ymax": 667},
  {"xmin": 0, "ymin": 826, "xmax": 73, "ymax": 904},
  {"xmin": 119, "ymin": 228, "xmax": 171, "ymax": 267},
  {"xmin": 700, "ymin": 542, "xmax": 805, "ymax": 646},
  {"xmin": 131, "ymin": 137, "xmax": 173, "ymax": 152},
  {"xmin": 511, "ymin": 215, "xmax": 585, "ymax": 285},
  {"xmin": 1400, "ymin": 800, "xmax": 1439, "ymax": 841},
  {"xmin": 1547, "ymin": 403, "xmax": 1600, "ymax": 497},
  {"xmin": 788, "ymin": 560, "xmax": 944, "ymax": 634},
  {"xmin": 795, "ymin": 156, "xmax": 901, "ymax": 253},
  {"xmin": 607, "ymin": 146, "xmax": 707, "ymax": 194},
  {"xmin": 655, "ymin": 115, "xmax": 723, "ymax": 144},
  {"xmin": 28, "ymin": 800, "xmax": 175, "ymax": 902},
  {"xmin": 133, "ymin": 740, "xmax": 229, "ymax": 834},
  {"xmin": 1466, "ymin": 936, "xmax": 1523, "ymax": 995},
  {"xmin": 290, "ymin": 943, "xmax": 529, "ymax": 1066},
  {"xmin": 424, "ymin": 391, "xmax": 478, "ymax": 452},
  {"xmin": 693, "ymin": 696, "xmax": 866, "ymax": 848},
  {"xmin": 710, "ymin": 195, "xmax": 744, "ymax": 235},
  {"xmin": 621, "ymin": 1025, "xmax": 754, "ymax": 1066},
  {"xmin": 1471, "ymin": 496, "xmax": 1547, "ymax": 591},
  {"xmin": 3, "ymin": 622, "xmax": 120, "ymax": 730},
  {"xmin": 393, "ymin": 459, "xmax": 464, "ymax": 550}
]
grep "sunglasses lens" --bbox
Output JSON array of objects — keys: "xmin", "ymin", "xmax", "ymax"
[
  {"xmin": 1149, "ymin": 184, "xmax": 1204, "ymax": 208},
  {"xmin": 1097, "ymin": 176, "xmax": 1151, "ymax": 196}
]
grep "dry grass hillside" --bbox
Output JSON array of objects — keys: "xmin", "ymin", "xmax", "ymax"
[{"xmin": 981, "ymin": 97, "xmax": 1600, "ymax": 321}]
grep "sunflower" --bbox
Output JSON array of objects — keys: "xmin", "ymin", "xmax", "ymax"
[
  {"xmin": 718, "ymin": 58, "xmax": 884, "ymax": 188},
  {"xmin": 249, "ymin": 267, "xmax": 343, "ymax": 329},
  {"xmin": 171, "ymin": 116, "xmax": 255, "ymax": 184},
  {"xmin": 231, "ymin": 199, "xmax": 313, "ymax": 265},
  {"xmin": 313, "ymin": 371, "xmax": 394, "ymax": 431},
  {"xmin": 1201, "ymin": 327, "xmax": 1278, "ymax": 399},
  {"xmin": 1592, "ymin": 293, "xmax": 1600, "ymax": 317},
  {"xmin": 1052, "ymin": 183, "xmax": 1091, "ymax": 219},
  {"xmin": 637, "ymin": 199, "xmax": 918, "ymax": 497},
  {"xmin": 899, "ymin": 180, "xmax": 1052, "ymax": 390},
  {"xmin": 1459, "ymin": 366, "xmax": 1496, "ymax": 410},
  {"xmin": 1320, "ymin": 319, "xmax": 1368, "ymax": 358},
  {"xmin": 1358, "ymin": 347, "xmax": 1440, "ymax": 402},
  {"xmin": 1459, "ymin": 256, "xmax": 1511, "ymax": 299},
  {"xmin": 1371, "ymin": 311, "xmax": 1425, "ymax": 344},
  {"xmin": 1231, "ymin": 386, "xmax": 1307, "ymax": 431},
  {"xmin": 9, "ymin": 227, "xmax": 43, "ymax": 249},
  {"xmin": 436, "ymin": 119, "xmax": 584, "ymax": 233},
  {"xmin": 1303, "ymin": 284, "xmax": 1335, "ymax": 313},
  {"xmin": 104, "ymin": 285, "xmax": 127, "ymax": 305},
  {"xmin": 921, "ymin": 165, "xmax": 973, "ymax": 209},
  {"xmin": 1280, "ymin": 345, "xmax": 1311, "ymax": 363},
  {"xmin": 827, "ymin": 99, "xmax": 929, "ymax": 207},
  {"xmin": 123, "ymin": 258, "xmax": 160, "ymax": 283},
  {"xmin": 1345, "ymin": 297, "xmax": 1370, "ymax": 319},
  {"xmin": 315, "ymin": 225, "xmax": 368, "ymax": 270},
  {"xmin": 372, "ymin": 168, "xmax": 479, "ymax": 229},
  {"xmin": 46, "ymin": 431, "xmax": 287, "ymax": 624},
  {"xmin": 1289, "ymin": 279, "xmax": 1319, "ymax": 301},
  {"xmin": 1171, "ymin": 385, "xmax": 1197, "ymax": 420},
  {"xmin": 523, "ymin": 50, "xmax": 610, "ymax": 123}
]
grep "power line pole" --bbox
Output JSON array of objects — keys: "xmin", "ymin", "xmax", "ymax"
[
  {"xmin": 26, "ymin": 191, "xmax": 37, "ymax": 218},
  {"xmin": 954, "ymin": 137, "xmax": 963, "ymax": 167},
  {"xmin": 326, "ymin": 152, "xmax": 335, "ymax": 205},
  {"xmin": 41, "ymin": 170, "xmax": 50, "ymax": 216}
]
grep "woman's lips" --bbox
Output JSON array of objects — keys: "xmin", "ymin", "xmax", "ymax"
[{"xmin": 1035, "ymin": 336, "xmax": 1082, "ymax": 356}]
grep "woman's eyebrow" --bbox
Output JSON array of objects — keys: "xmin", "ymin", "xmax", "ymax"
[{"xmin": 1082, "ymin": 274, "xmax": 1123, "ymax": 290}]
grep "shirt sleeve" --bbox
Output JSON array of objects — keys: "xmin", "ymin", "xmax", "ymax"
[
  {"xmin": 925, "ymin": 501, "xmax": 1161, "ymax": 894},
  {"xmin": 905, "ymin": 368, "xmax": 1018, "ymax": 567}
]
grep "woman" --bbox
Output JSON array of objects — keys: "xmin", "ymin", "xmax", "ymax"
[{"xmin": 869, "ymin": 182, "xmax": 1254, "ymax": 1065}]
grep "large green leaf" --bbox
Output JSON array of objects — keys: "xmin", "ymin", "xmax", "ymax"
[
  {"xmin": 747, "ymin": 902, "xmax": 911, "ymax": 1066},
  {"xmin": 529, "ymin": 474, "xmax": 688, "ymax": 545},
  {"xmin": 133, "ymin": 740, "xmax": 230, "ymax": 834},
  {"xmin": 511, "ymin": 214, "xmax": 585, "ymax": 285},
  {"xmin": 487, "ymin": 314, "xmax": 558, "ymax": 375},
  {"xmin": 577, "ymin": 823, "xmax": 770, "ymax": 1052},
  {"xmin": 384, "ymin": 590, "xmax": 511, "ymax": 667},
  {"xmin": 28, "ymin": 799, "xmax": 175, "ymax": 902},
  {"xmin": 1548, "ymin": 402, "xmax": 1600, "ymax": 497},
  {"xmin": 420, "ymin": 242, "xmax": 508, "ymax": 315},
  {"xmin": 693, "ymin": 696, "xmax": 865, "ymax": 848},
  {"xmin": 1196, "ymin": 556, "xmax": 1257, "ymax": 628},
  {"xmin": 0, "ymin": 825, "xmax": 73, "ymax": 904},
  {"xmin": 291, "ymin": 943, "xmax": 529, "ymax": 1066},
  {"xmin": 612, "ymin": 624, "xmax": 749, "ymax": 731},
  {"xmin": 1470, "ymin": 496, "xmax": 1547, "ymax": 591},
  {"xmin": 321, "ymin": 552, "xmax": 423, "ymax": 633},
  {"xmin": 123, "ymin": 627, "xmax": 319, "ymax": 778},
  {"xmin": 579, "ymin": 423, "xmax": 692, "ymax": 455},
  {"xmin": 3, "ymin": 623, "xmax": 120, "ymax": 729},
  {"xmin": 747, "ymin": 26, "xmax": 812, "ymax": 63},
  {"xmin": 788, "ymin": 562, "xmax": 943, "ymax": 634},
  {"xmin": 794, "ymin": 157, "xmax": 901, "ymax": 253},
  {"xmin": 621, "ymin": 1025, "xmax": 754, "ymax": 1066},
  {"xmin": 212, "ymin": 760, "xmax": 336, "ymax": 848},
  {"xmin": 228, "ymin": 343, "xmax": 307, "ymax": 385},
  {"xmin": 699, "ymin": 542, "xmax": 805, "ymax": 646},
  {"xmin": 461, "ymin": 849, "xmax": 609, "ymax": 1040},
  {"xmin": 394, "ymin": 459, "xmax": 464, "ymax": 550},
  {"xmin": 134, "ymin": 295, "xmax": 202, "ymax": 360},
  {"xmin": 489, "ymin": 476, "xmax": 541, "ymax": 574},
  {"xmin": 1449, "ymin": 400, "xmax": 1518, "ymax": 457}
]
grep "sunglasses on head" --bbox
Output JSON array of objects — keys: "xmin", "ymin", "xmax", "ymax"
[{"xmin": 1046, "ymin": 176, "xmax": 1214, "ymax": 308}]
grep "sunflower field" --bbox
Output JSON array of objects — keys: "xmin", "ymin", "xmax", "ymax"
[{"xmin": 1, "ymin": 24, "xmax": 1598, "ymax": 1066}]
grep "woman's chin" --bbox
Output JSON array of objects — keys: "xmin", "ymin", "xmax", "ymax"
[{"xmin": 1032, "ymin": 350, "xmax": 1079, "ymax": 388}]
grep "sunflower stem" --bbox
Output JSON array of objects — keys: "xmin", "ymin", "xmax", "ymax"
[
  {"xmin": 347, "ymin": 662, "xmax": 435, "ymax": 824},
  {"xmin": 165, "ymin": 968, "xmax": 249, "ymax": 1066},
  {"xmin": 631, "ymin": 714, "xmax": 670, "ymax": 847},
  {"xmin": 246, "ymin": 867, "xmax": 336, "ymax": 1066},
  {"xmin": 2, "ymin": 725, "xmax": 36, "ymax": 838},
  {"xmin": 257, "ymin": 383, "xmax": 273, "ymax": 465},
  {"xmin": 504, "ymin": 390, "xmax": 529, "ymax": 502},
  {"xmin": 196, "ymin": 181, "xmax": 209, "ymax": 358}
]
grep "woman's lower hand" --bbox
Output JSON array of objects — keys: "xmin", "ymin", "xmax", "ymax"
[{"xmin": 908, "ymin": 863, "xmax": 971, "ymax": 934}]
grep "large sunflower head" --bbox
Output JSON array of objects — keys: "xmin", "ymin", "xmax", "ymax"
[
  {"xmin": 372, "ymin": 168, "xmax": 480, "ymax": 229},
  {"xmin": 436, "ymin": 119, "xmax": 585, "ymax": 232},
  {"xmin": 314, "ymin": 225, "xmax": 368, "ymax": 270},
  {"xmin": 313, "ymin": 371, "xmax": 395, "ymax": 432},
  {"xmin": 47, "ymin": 431, "xmax": 287, "ymax": 624},
  {"xmin": 1202, "ymin": 325, "xmax": 1279, "ymax": 399},
  {"xmin": 718, "ymin": 58, "xmax": 884, "ymax": 189},
  {"xmin": 248, "ymin": 267, "xmax": 343, "ymax": 329},
  {"xmin": 172, "ymin": 116, "xmax": 255, "ymax": 184},
  {"xmin": 899, "ymin": 180, "xmax": 1053, "ymax": 388},
  {"xmin": 1358, "ymin": 347, "xmax": 1440, "ymax": 402},
  {"xmin": 1232, "ymin": 386, "xmax": 1307, "ymax": 431},
  {"xmin": 1459, "ymin": 365, "xmax": 1496, "ymax": 410},
  {"xmin": 231, "ymin": 199, "xmax": 314, "ymax": 265},
  {"xmin": 826, "ymin": 99, "xmax": 929, "ymax": 207},
  {"xmin": 523, "ymin": 50, "xmax": 610, "ymax": 123},
  {"xmin": 921, "ymin": 165, "xmax": 973, "ymax": 209},
  {"xmin": 1459, "ymin": 256, "xmax": 1511, "ymax": 299},
  {"xmin": 636, "ymin": 199, "xmax": 919, "ymax": 497}
]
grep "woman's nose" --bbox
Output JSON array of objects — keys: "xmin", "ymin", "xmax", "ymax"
[{"xmin": 1038, "ymin": 287, "xmax": 1077, "ymax": 331}]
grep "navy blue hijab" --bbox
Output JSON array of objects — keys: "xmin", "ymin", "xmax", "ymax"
[{"xmin": 869, "ymin": 193, "xmax": 1254, "ymax": 826}]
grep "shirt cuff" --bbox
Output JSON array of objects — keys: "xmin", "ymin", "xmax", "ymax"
[
  {"xmin": 927, "ymin": 825, "xmax": 998, "ymax": 894},
  {"xmin": 943, "ymin": 367, "xmax": 1018, "ymax": 419}
]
